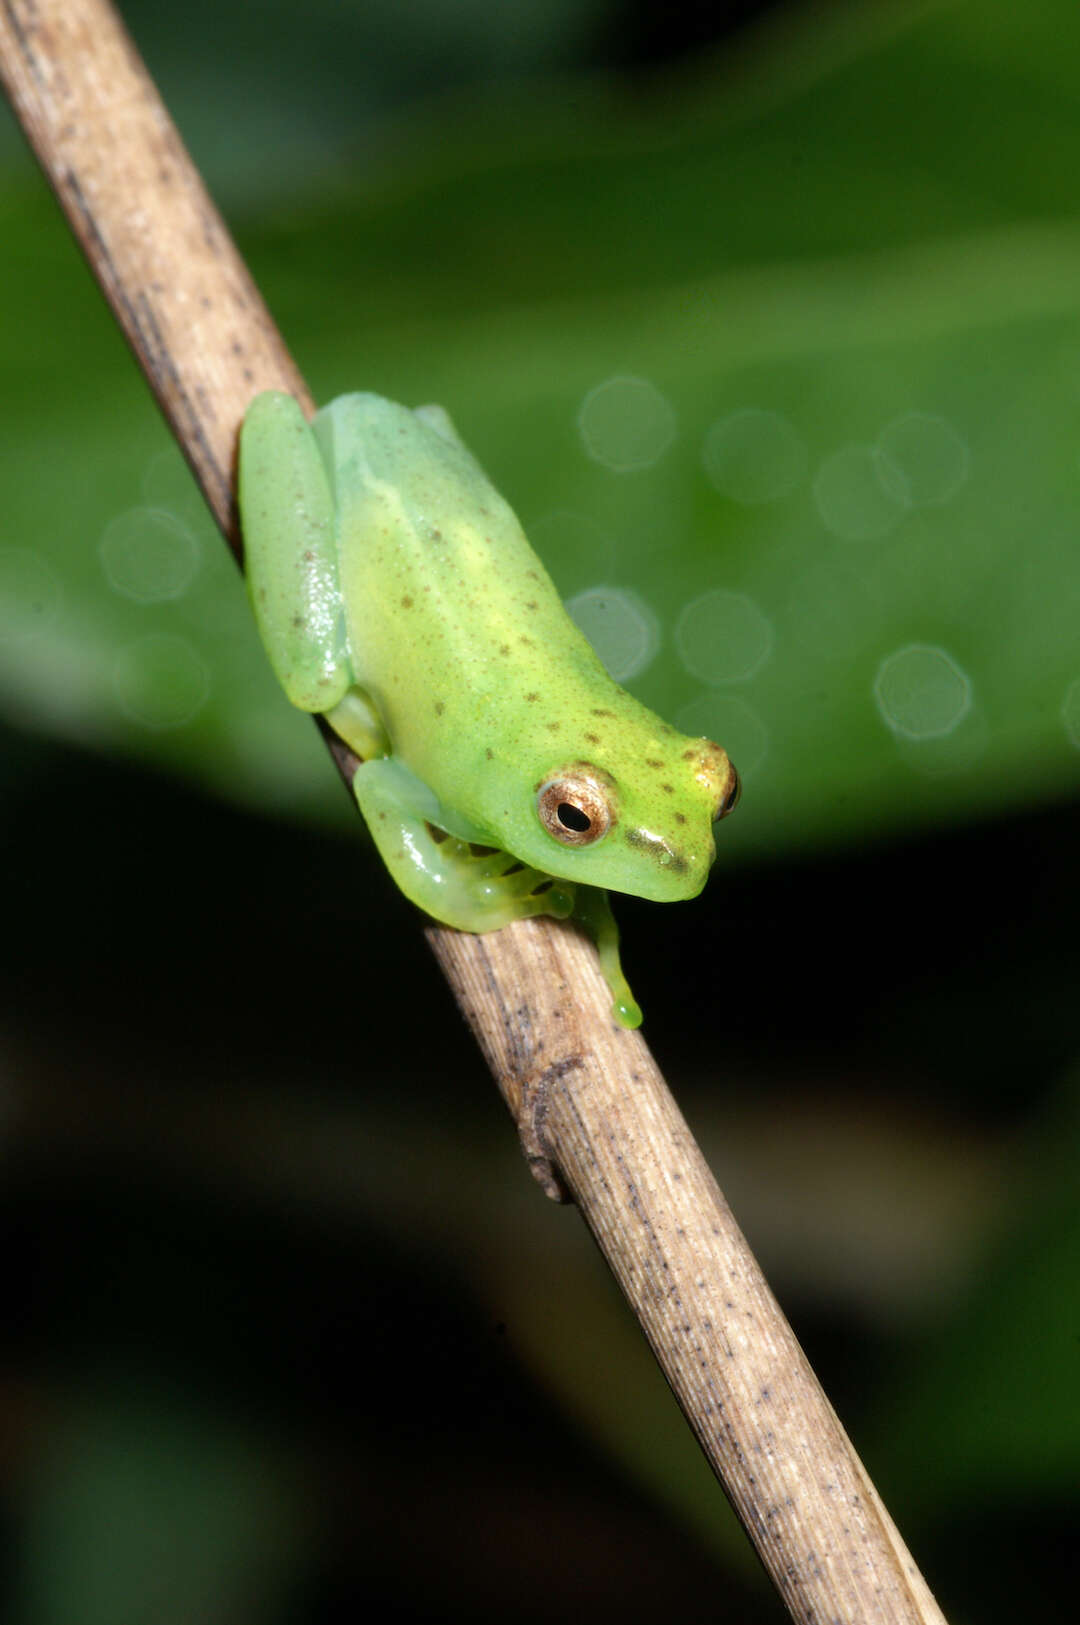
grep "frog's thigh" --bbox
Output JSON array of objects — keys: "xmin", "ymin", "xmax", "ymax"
[{"xmin": 239, "ymin": 391, "xmax": 352, "ymax": 714}]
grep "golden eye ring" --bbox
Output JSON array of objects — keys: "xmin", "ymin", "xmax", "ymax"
[{"xmin": 536, "ymin": 772, "xmax": 614, "ymax": 847}]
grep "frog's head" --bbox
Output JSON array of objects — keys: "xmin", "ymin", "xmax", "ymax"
[{"xmin": 521, "ymin": 733, "xmax": 740, "ymax": 902}]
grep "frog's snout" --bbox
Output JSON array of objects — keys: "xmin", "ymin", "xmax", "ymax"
[
  {"xmin": 714, "ymin": 762, "xmax": 740, "ymax": 821},
  {"xmin": 621, "ymin": 822, "xmax": 715, "ymax": 901},
  {"xmin": 687, "ymin": 738, "xmax": 739, "ymax": 823}
]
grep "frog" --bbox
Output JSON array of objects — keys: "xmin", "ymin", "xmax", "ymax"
[{"xmin": 238, "ymin": 391, "xmax": 739, "ymax": 1027}]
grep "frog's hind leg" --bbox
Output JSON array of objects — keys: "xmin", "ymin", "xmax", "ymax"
[
  {"xmin": 350, "ymin": 757, "xmax": 574, "ymax": 932},
  {"xmin": 239, "ymin": 391, "xmax": 353, "ymax": 717}
]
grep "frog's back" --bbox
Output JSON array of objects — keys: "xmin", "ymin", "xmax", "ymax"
[
  {"xmin": 312, "ymin": 394, "xmax": 611, "ymax": 774},
  {"xmin": 314, "ymin": 393, "xmax": 549, "ymax": 603}
]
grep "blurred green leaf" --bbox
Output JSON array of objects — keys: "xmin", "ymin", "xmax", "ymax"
[{"xmin": 2, "ymin": 0, "xmax": 1079, "ymax": 866}]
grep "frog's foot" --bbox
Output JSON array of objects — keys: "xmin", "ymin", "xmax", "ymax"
[
  {"xmin": 350, "ymin": 757, "xmax": 574, "ymax": 932},
  {"xmin": 426, "ymin": 829, "xmax": 576, "ymax": 929}
]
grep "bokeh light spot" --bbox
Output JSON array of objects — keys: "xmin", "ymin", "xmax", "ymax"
[
  {"xmin": 0, "ymin": 548, "xmax": 62, "ymax": 643},
  {"xmin": 813, "ymin": 444, "xmax": 906, "ymax": 541},
  {"xmin": 701, "ymin": 408, "xmax": 807, "ymax": 504},
  {"xmin": 874, "ymin": 644, "xmax": 971, "ymax": 739},
  {"xmin": 577, "ymin": 376, "xmax": 677, "ymax": 472},
  {"xmin": 897, "ymin": 708, "xmax": 989, "ymax": 777},
  {"xmin": 100, "ymin": 507, "xmax": 200, "ymax": 603},
  {"xmin": 876, "ymin": 412, "xmax": 970, "ymax": 506},
  {"xmin": 113, "ymin": 634, "xmax": 210, "ymax": 730},
  {"xmin": 565, "ymin": 586, "xmax": 658, "ymax": 681},
  {"xmin": 675, "ymin": 590, "xmax": 773, "ymax": 683}
]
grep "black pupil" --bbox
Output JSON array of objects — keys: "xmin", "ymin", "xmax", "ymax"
[{"xmin": 557, "ymin": 802, "xmax": 592, "ymax": 833}]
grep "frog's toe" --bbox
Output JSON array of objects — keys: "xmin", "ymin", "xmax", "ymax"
[
  {"xmin": 467, "ymin": 846, "xmax": 524, "ymax": 881},
  {"xmin": 473, "ymin": 861, "xmax": 574, "ymax": 919},
  {"xmin": 513, "ymin": 877, "xmax": 575, "ymax": 920}
]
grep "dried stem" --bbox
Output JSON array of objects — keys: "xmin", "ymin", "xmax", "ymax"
[{"xmin": 0, "ymin": 5, "xmax": 946, "ymax": 1620}]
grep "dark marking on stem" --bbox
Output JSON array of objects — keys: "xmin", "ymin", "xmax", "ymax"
[{"xmin": 519, "ymin": 1054, "xmax": 584, "ymax": 1204}]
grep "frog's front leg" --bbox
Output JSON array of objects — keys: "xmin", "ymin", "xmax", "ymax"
[
  {"xmin": 570, "ymin": 886, "xmax": 643, "ymax": 1030},
  {"xmin": 354, "ymin": 758, "xmax": 643, "ymax": 1026},
  {"xmin": 351, "ymin": 757, "xmax": 576, "ymax": 931}
]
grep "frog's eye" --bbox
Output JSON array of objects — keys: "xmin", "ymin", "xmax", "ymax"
[
  {"xmin": 536, "ymin": 773, "xmax": 614, "ymax": 847},
  {"xmin": 714, "ymin": 767, "xmax": 741, "ymax": 821}
]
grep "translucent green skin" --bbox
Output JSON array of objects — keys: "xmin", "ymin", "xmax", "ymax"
[{"xmin": 239, "ymin": 392, "xmax": 738, "ymax": 1025}]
